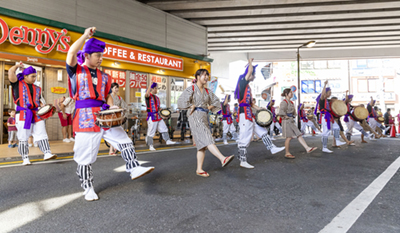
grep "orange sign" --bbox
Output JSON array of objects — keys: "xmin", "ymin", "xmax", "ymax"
[
  {"xmin": 103, "ymin": 44, "xmax": 183, "ymax": 71},
  {"xmin": 51, "ymin": 87, "xmax": 67, "ymax": 94}
]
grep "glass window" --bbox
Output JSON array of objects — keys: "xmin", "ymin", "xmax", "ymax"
[
  {"xmin": 328, "ymin": 60, "xmax": 343, "ymax": 69},
  {"xmin": 385, "ymin": 78, "xmax": 394, "ymax": 92},
  {"xmin": 170, "ymin": 77, "xmax": 184, "ymax": 111},
  {"xmin": 314, "ymin": 61, "xmax": 327, "ymax": 69},
  {"xmin": 300, "ymin": 61, "xmax": 313, "ymax": 69},
  {"xmin": 358, "ymin": 79, "xmax": 368, "ymax": 93},
  {"xmin": 368, "ymin": 79, "xmax": 377, "ymax": 92},
  {"xmin": 150, "ymin": 74, "xmax": 168, "ymax": 108}
]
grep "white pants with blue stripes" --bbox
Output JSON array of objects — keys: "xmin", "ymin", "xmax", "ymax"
[{"xmin": 74, "ymin": 126, "xmax": 139, "ymax": 172}]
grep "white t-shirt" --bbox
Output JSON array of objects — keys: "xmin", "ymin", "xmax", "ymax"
[{"xmin": 62, "ymin": 97, "xmax": 75, "ymax": 114}]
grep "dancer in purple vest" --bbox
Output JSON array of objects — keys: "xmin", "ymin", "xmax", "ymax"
[
  {"xmin": 221, "ymin": 94, "xmax": 238, "ymax": 144},
  {"xmin": 234, "ymin": 58, "xmax": 285, "ymax": 169},
  {"xmin": 66, "ymin": 27, "xmax": 154, "ymax": 201},
  {"xmin": 145, "ymin": 82, "xmax": 176, "ymax": 151},
  {"xmin": 8, "ymin": 63, "xmax": 57, "ymax": 165}
]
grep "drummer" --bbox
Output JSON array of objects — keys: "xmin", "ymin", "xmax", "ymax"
[
  {"xmin": 278, "ymin": 89, "xmax": 317, "ymax": 159},
  {"xmin": 8, "ymin": 63, "xmax": 57, "ymax": 165},
  {"xmin": 344, "ymin": 92, "xmax": 378, "ymax": 142},
  {"xmin": 67, "ymin": 27, "xmax": 154, "ymax": 201},
  {"xmin": 315, "ymin": 80, "xmax": 344, "ymax": 153},
  {"xmin": 267, "ymin": 100, "xmax": 282, "ymax": 140},
  {"xmin": 234, "ymin": 58, "xmax": 284, "ymax": 169},
  {"xmin": 329, "ymin": 97, "xmax": 354, "ymax": 147},
  {"xmin": 298, "ymin": 103, "xmax": 319, "ymax": 135},
  {"xmin": 221, "ymin": 94, "xmax": 238, "ymax": 144},
  {"xmin": 145, "ymin": 82, "xmax": 176, "ymax": 151},
  {"xmin": 367, "ymin": 97, "xmax": 389, "ymax": 137},
  {"xmin": 308, "ymin": 107, "xmax": 321, "ymax": 133}
]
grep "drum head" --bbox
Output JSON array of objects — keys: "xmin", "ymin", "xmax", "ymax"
[
  {"xmin": 99, "ymin": 109, "xmax": 124, "ymax": 115},
  {"xmin": 256, "ymin": 109, "xmax": 273, "ymax": 127},
  {"xmin": 331, "ymin": 100, "xmax": 347, "ymax": 116},
  {"xmin": 160, "ymin": 109, "xmax": 171, "ymax": 117},
  {"xmin": 38, "ymin": 105, "xmax": 51, "ymax": 115},
  {"xmin": 353, "ymin": 107, "xmax": 368, "ymax": 120}
]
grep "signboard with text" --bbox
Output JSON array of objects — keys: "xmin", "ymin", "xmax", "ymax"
[
  {"xmin": 104, "ymin": 69, "xmax": 126, "ymax": 88},
  {"xmin": 129, "ymin": 72, "xmax": 147, "ymax": 89},
  {"xmin": 104, "ymin": 44, "xmax": 183, "ymax": 71}
]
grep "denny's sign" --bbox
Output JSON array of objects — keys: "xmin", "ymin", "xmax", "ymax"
[
  {"xmin": 104, "ymin": 44, "xmax": 183, "ymax": 71},
  {"xmin": 0, "ymin": 17, "xmax": 70, "ymax": 54}
]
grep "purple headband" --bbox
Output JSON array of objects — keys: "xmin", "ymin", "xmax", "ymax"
[
  {"xmin": 77, "ymin": 38, "xmax": 106, "ymax": 65},
  {"xmin": 344, "ymin": 94, "xmax": 354, "ymax": 101},
  {"xmin": 17, "ymin": 66, "xmax": 36, "ymax": 81},
  {"xmin": 234, "ymin": 64, "xmax": 258, "ymax": 100},
  {"xmin": 326, "ymin": 87, "xmax": 331, "ymax": 92},
  {"xmin": 151, "ymin": 83, "xmax": 158, "ymax": 89},
  {"xmin": 373, "ymin": 100, "xmax": 376, "ymax": 104}
]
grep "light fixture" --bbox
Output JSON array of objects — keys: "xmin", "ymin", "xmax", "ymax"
[
  {"xmin": 46, "ymin": 64, "xmax": 52, "ymax": 67},
  {"xmin": 5, "ymin": 59, "xmax": 11, "ymax": 61},
  {"xmin": 194, "ymin": 60, "xmax": 198, "ymax": 63},
  {"xmin": 303, "ymin": 41, "xmax": 316, "ymax": 48},
  {"xmin": 159, "ymin": 69, "xmax": 165, "ymax": 73},
  {"xmin": 113, "ymin": 61, "xmax": 120, "ymax": 66}
]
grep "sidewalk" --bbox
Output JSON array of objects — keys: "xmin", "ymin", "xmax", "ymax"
[{"xmin": 0, "ymin": 137, "xmax": 198, "ymax": 162}]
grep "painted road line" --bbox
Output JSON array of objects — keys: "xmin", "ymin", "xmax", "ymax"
[
  {"xmin": 319, "ymin": 155, "xmax": 400, "ymax": 233},
  {"xmin": 0, "ymin": 142, "xmax": 235, "ymax": 167}
]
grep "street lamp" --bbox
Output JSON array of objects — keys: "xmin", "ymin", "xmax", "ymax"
[{"xmin": 297, "ymin": 41, "xmax": 316, "ymax": 129}]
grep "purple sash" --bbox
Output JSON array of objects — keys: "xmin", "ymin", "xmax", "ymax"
[
  {"xmin": 239, "ymin": 103, "xmax": 251, "ymax": 107},
  {"xmin": 147, "ymin": 112, "xmax": 159, "ymax": 121},
  {"xmin": 75, "ymin": 99, "xmax": 110, "ymax": 110},
  {"xmin": 344, "ymin": 114, "xmax": 349, "ymax": 122},
  {"xmin": 16, "ymin": 104, "xmax": 38, "ymax": 130},
  {"xmin": 322, "ymin": 112, "xmax": 333, "ymax": 130}
]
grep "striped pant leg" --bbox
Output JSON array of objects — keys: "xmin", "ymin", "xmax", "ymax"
[
  {"xmin": 275, "ymin": 122, "xmax": 282, "ymax": 133},
  {"xmin": 269, "ymin": 123, "xmax": 275, "ymax": 137},
  {"xmin": 76, "ymin": 164, "xmax": 93, "ymax": 190},
  {"xmin": 37, "ymin": 139, "xmax": 51, "ymax": 154},
  {"xmin": 18, "ymin": 141, "xmax": 29, "ymax": 159},
  {"xmin": 261, "ymin": 133, "xmax": 274, "ymax": 150},
  {"xmin": 237, "ymin": 146, "xmax": 247, "ymax": 162},
  {"xmin": 117, "ymin": 143, "xmax": 140, "ymax": 172}
]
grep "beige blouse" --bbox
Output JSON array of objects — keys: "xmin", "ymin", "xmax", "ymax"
[{"xmin": 278, "ymin": 99, "xmax": 297, "ymax": 117}]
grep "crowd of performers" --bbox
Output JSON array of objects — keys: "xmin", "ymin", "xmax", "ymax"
[{"xmin": 8, "ymin": 27, "xmax": 396, "ymax": 201}]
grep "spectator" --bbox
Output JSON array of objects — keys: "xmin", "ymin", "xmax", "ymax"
[
  {"xmin": 7, "ymin": 109, "xmax": 18, "ymax": 148},
  {"xmin": 384, "ymin": 109, "xmax": 391, "ymax": 135},
  {"xmin": 55, "ymin": 96, "xmax": 75, "ymax": 142},
  {"xmin": 109, "ymin": 82, "xmax": 128, "ymax": 155}
]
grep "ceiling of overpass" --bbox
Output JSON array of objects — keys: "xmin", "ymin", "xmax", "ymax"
[{"xmin": 137, "ymin": 0, "xmax": 400, "ymax": 53}]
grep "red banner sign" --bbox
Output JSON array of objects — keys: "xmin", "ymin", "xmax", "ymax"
[
  {"xmin": 129, "ymin": 72, "xmax": 147, "ymax": 89},
  {"xmin": 103, "ymin": 44, "xmax": 183, "ymax": 71},
  {"xmin": 104, "ymin": 69, "xmax": 126, "ymax": 88}
]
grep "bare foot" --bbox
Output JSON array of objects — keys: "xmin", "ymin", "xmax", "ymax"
[{"xmin": 361, "ymin": 140, "xmax": 368, "ymax": 143}]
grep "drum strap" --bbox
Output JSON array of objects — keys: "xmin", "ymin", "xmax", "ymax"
[{"xmin": 16, "ymin": 105, "xmax": 38, "ymax": 130}]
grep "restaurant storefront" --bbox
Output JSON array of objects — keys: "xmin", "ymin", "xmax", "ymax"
[{"xmin": 0, "ymin": 13, "xmax": 211, "ymax": 143}]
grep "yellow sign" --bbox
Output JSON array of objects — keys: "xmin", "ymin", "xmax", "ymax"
[
  {"xmin": 51, "ymin": 87, "xmax": 67, "ymax": 94},
  {"xmin": 135, "ymin": 92, "xmax": 141, "ymax": 97}
]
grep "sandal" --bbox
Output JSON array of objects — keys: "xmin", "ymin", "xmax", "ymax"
[
  {"xmin": 284, "ymin": 154, "xmax": 295, "ymax": 159},
  {"xmin": 307, "ymin": 147, "xmax": 317, "ymax": 153},
  {"xmin": 196, "ymin": 171, "xmax": 209, "ymax": 177},
  {"xmin": 222, "ymin": 155, "xmax": 234, "ymax": 167}
]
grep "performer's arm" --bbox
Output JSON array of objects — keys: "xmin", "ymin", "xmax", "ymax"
[
  {"xmin": 223, "ymin": 95, "xmax": 229, "ymax": 106},
  {"xmin": 345, "ymin": 90, "xmax": 349, "ymax": 101},
  {"xmin": 369, "ymin": 96, "xmax": 374, "ymax": 106},
  {"xmin": 321, "ymin": 80, "xmax": 328, "ymax": 100},
  {"xmin": 245, "ymin": 58, "xmax": 254, "ymax": 81},
  {"xmin": 8, "ymin": 62, "xmax": 24, "ymax": 83},
  {"xmin": 66, "ymin": 27, "xmax": 96, "ymax": 67},
  {"xmin": 145, "ymin": 83, "xmax": 154, "ymax": 98}
]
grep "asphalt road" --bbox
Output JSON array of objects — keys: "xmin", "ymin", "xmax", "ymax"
[{"xmin": 0, "ymin": 136, "xmax": 399, "ymax": 233}]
